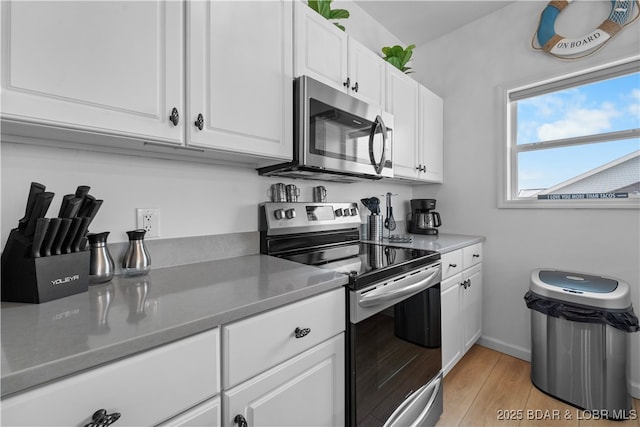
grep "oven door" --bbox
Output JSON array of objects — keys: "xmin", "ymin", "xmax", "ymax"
[
  {"xmin": 348, "ymin": 263, "xmax": 443, "ymax": 427},
  {"xmin": 298, "ymin": 76, "xmax": 393, "ymax": 179}
]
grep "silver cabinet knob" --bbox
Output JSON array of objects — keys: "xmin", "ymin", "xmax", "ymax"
[
  {"xmin": 285, "ymin": 208, "xmax": 296, "ymax": 219},
  {"xmin": 274, "ymin": 209, "xmax": 285, "ymax": 220}
]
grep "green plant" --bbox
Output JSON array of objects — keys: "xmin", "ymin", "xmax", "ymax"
[
  {"xmin": 381, "ymin": 44, "xmax": 416, "ymax": 74},
  {"xmin": 308, "ymin": 0, "xmax": 350, "ymax": 31}
]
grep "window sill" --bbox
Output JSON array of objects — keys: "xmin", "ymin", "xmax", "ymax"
[{"xmin": 498, "ymin": 198, "xmax": 640, "ymax": 209}]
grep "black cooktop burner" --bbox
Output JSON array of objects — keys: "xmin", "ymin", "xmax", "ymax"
[{"xmin": 280, "ymin": 242, "xmax": 440, "ymax": 290}]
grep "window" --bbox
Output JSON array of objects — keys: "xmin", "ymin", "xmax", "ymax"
[{"xmin": 502, "ymin": 58, "xmax": 640, "ymax": 208}]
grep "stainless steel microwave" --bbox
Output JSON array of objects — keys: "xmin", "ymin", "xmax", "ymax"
[{"xmin": 258, "ymin": 76, "xmax": 393, "ymax": 182}]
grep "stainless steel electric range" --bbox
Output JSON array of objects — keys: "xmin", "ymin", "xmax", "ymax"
[{"xmin": 260, "ymin": 202, "xmax": 443, "ymax": 427}]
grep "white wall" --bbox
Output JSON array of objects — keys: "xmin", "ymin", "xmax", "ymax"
[
  {"xmin": 0, "ymin": 0, "xmax": 407, "ymax": 245},
  {"xmin": 412, "ymin": 1, "xmax": 640, "ymax": 396}
]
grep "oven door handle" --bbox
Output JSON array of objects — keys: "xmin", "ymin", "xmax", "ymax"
[
  {"xmin": 358, "ymin": 265, "xmax": 441, "ymax": 308},
  {"xmin": 383, "ymin": 376, "xmax": 442, "ymax": 427}
]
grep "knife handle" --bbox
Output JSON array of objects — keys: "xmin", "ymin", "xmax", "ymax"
[
  {"xmin": 78, "ymin": 194, "xmax": 96, "ymax": 218},
  {"xmin": 75, "ymin": 185, "xmax": 91, "ymax": 199},
  {"xmin": 30, "ymin": 218, "xmax": 50, "ymax": 258},
  {"xmin": 72, "ymin": 217, "xmax": 91, "ymax": 253},
  {"xmin": 51, "ymin": 218, "xmax": 72, "ymax": 256},
  {"xmin": 85, "ymin": 199, "xmax": 103, "ymax": 228},
  {"xmin": 41, "ymin": 218, "xmax": 62, "ymax": 257},
  {"xmin": 24, "ymin": 192, "xmax": 54, "ymax": 237},
  {"xmin": 63, "ymin": 217, "xmax": 82, "ymax": 254},
  {"xmin": 19, "ymin": 182, "xmax": 46, "ymax": 230},
  {"xmin": 60, "ymin": 197, "xmax": 83, "ymax": 218},
  {"xmin": 57, "ymin": 194, "xmax": 74, "ymax": 217}
]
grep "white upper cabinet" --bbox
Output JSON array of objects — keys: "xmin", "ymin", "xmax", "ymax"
[
  {"xmin": 387, "ymin": 64, "xmax": 444, "ymax": 183},
  {"xmin": 418, "ymin": 85, "xmax": 444, "ymax": 183},
  {"xmin": 347, "ymin": 38, "xmax": 385, "ymax": 108},
  {"xmin": 188, "ymin": 1, "xmax": 293, "ymax": 160},
  {"xmin": 386, "ymin": 64, "xmax": 419, "ymax": 179},
  {"xmin": 0, "ymin": 1, "xmax": 185, "ymax": 145},
  {"xmin": 294, "ymin": 1, "xmax": 348, "ymax": 90},
  {"xmin": 294, "ymin": 2, "xmax": 384, "ymax": 108}
]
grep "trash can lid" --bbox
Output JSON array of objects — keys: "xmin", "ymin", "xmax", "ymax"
[
  {"xmin": 538, "ymin": 270, "xmax": 618, "ymax": 293},
  {"xmin": 530, "ymin": 269, "xmax": 632, "ymax": 310}
]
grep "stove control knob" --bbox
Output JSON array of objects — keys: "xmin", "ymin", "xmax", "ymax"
[
  {"xmin": 335, "ymin": 209, "xmax": 343, "ymax": 217},
  {"xmin": 274, "ymin": 209, "xmax": 285, "ymax": 220},
  {"xmin": 285, "ymin": 208, "xmax": 296, "ymax": 219},
  {"xmin": 350, "ymin": 207, "xmax": 358, "ymax": 216}
]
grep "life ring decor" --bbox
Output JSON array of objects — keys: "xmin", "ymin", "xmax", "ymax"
[{"xmin": 532, "ymin": 0, "xmax": 640, "ymax": 60}]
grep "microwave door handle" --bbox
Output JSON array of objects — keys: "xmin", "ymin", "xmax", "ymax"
[
  {"xmin": 369, "ymin": 115, "xmax": 387, "ymax": 175},
  {"xmin": 383, "ymin": 376, "xmax": 442, "ymax": 427}
]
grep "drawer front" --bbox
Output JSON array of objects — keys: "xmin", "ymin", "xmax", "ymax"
[
  {"xmin": 463, "ymin": 243, "xmax": 483, "ymax": 268},
  {"xmin": 441, "ymin": 250, "xmax": 463, "ymax": 279},
  {"xmin": 158, "ymin": 396, "xmax": 220, "ymax": 427},
  {"xmin": 1, "ymin": 328, "xmax": 220, "ymax": 426},
  {"xmin": 223, "ymin": 288, "xmax": 345, "ymax": 388}
]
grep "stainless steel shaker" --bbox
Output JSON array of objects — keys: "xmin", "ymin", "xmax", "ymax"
[
  {"xmin": 88, "ymin": 232, "xmax": 115, "ymax": 284},
  {"xmin": 122, "ymin": 229, "xmax": 151, "ymax": 277}
]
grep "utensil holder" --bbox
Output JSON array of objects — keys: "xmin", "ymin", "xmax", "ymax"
[
  {"xmin": 1, "ymin": 229, "xmax": 89, "ymax": 303},
  {"xmin": 368, "ymin": 215, "xmax": 383, "ymax": 241}
]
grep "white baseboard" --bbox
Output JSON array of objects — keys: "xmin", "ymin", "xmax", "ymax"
[{"xmin": 478, "ymin": 335, "xmax": 531, "ymax": 362}]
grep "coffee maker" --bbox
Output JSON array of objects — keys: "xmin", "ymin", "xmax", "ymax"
[{"xmin": 407, "ymin": 199, "xmax": 441, "ymax": 235}]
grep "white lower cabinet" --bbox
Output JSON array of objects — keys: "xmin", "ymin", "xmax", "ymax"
[
  {"xmin": 223, "ymin": 334, "xmax": 345, "ymax": 427},
  {"xmin": 440, "ymin": 243, "xmax": 483, "ymax": 376},
  {"xmin": 221, "ymin": 288, "xmax": 346, "ymax": 427},
  {"xmin": 0, "ymin": 328, "xmax": 220, "ymax": 426}
]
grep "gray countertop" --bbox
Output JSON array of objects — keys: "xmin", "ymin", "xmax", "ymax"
[{"xmin": 0, "ymin": 255, "xmax": 347, "ymax": 398}]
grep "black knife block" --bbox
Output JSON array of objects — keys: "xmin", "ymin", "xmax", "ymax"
[{"xmin": 1, "ymin": 229, "xmax": 89, "ymax": 304}]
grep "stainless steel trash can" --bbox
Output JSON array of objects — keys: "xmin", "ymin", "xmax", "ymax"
[{"xmin": 525, "ymin": 269, "xmax": 639, "ymax": 420}]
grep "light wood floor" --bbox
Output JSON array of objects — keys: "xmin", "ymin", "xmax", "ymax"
[{"xmin": 436, "ymin": 345, "xmax": 640, "ymax": 427}]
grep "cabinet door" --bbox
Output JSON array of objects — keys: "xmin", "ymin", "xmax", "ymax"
[
  {"xmin": 418, "ymin": 86, "xmax": 444, "ymax": 183},
  {"xmin": 386, "ymin": 64, "xmax": 419, "ymax": 179},
  {"xmin": 441, "ymin": 274, "xmax": 463, "ymax": 376},
  {"xmin": 293, "ymin": 1, "xmax": 348, "ymax": 91},
  {"xmin": 462, "ymin": 263, "xmax": 483, "ymax": 352},
  {"xmin": 1, "ymin": 1, "xmax": 184, "ymax": 145},
  {"xmin": 223, "ymin": 334, "xmax": 345, "ymax": 427},
  {"xmin": 347, "ymin": 38, "xmax": 385, "ymax": 108},
  {"xmin": 188, "ymin": 1, "xmax": 293, "ymax": 160}
]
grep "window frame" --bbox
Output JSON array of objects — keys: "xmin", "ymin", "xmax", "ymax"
[{"xmin": 499, "ymin": 56, "xmax": 640, "ymax": 209}]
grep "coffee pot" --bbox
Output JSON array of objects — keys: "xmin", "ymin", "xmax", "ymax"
[{"xmin": 407, "ymin": 199, "xmax": 442, "ymax": 235}]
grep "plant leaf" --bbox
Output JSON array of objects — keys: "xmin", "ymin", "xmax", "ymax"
[
  {"xmin": 317, "ymin": 0, "xmax": 332, "ymax": 19},
  {"xmin": 333, "ymin": 22, "xmax": 346, "ymax": 31},
  {"xmin": 385, "ymin": 57, "xmax": 402, "ymax": 69},
  {"xmin": 329, "ymin": 9, "xmax": 350, "ymax": 19},
  {"xmin": 307, "ymin": 0, "xmax": 320, "ymax": 13}
]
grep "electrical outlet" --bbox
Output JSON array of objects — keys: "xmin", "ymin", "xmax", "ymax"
[{"xmin": 136, "ymin": 208, "xmax": 160, "ymax": 238}]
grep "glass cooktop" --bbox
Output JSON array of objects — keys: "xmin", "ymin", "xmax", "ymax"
[{"xmin": 280, "ymin": 242, "xmax": 440, "ymax": 290}]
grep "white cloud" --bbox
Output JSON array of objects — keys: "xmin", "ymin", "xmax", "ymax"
[{"xmin": 536, "ymin": 102, "xmax": 620, "ymax": 141}]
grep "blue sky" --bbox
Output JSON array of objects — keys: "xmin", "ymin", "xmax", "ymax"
[{"xmin": 516, "ymin": 72, "xmax": 640, "ymax": 190}]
